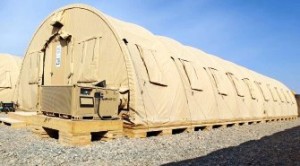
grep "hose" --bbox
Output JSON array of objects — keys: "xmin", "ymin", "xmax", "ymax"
[{"xmin": 95, "ymin": 92, "xmax": 104, "ymax": 120}]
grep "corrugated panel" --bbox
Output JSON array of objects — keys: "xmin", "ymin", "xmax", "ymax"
[{"xmin": 41, "ymin": 86, "xmax": 72, "ymax": 115}]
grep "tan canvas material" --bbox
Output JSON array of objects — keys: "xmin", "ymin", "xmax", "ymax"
[
  {"xmin": 0, "ymin": 54, "xmax": 22, "ymax": 103},
  {"xmin": 295, "ymin": 95, "xmax": 300, "ymax": 117},
  {"xmin": 16, "ymin": 4, "xmax": 298, "ymax": 126}
]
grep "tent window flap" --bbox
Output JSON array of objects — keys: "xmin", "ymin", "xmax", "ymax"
[
  {"xmin": 209, "ymin": 68, "xmax": 227, "ymax": 95},
  {"xmin": 227, "ymin": 73, "xmax": 244, "ymax": 97},
  {"xmin": 136, "ymin": 45, "xmax": 167, "ymax": 86},
  {"xmin": 78, "ymin": 38, "xmax": 99, "ymax": 83},
  {"xmin": 267, "ymin": 85, "xmax": 278, "ymax": 102},
  {"xmin": 281, "ymin": 89, "xmax": 289, "ymax": 103},
  {"xmin": 242, "ymin": 78, "xmax": 256, "ymax": 99},
  {"xmin": 180, "ymin": 60, "xmax": 202, "ymax": 91},
  {"xmin": 287, "ymin": 90, "xmax": 294, "ymax": 104},
  {"xmin": 275, "ymin": 87, "xmax": 284, "ymax": 103},
  {"xmin": 0, "ymin": 71, "xmax": 12, "ymax": 88},
  {"xmin": 255, "ymin": 82, "xmax": 270, "ymax": 101}
]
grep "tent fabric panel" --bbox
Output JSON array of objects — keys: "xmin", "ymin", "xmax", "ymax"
[
  {"xmin": 286, "ymin": 90, "xmax": 294, "ymax": 104},
  {"xmin": 282, "ymin": 89, "xmax": 290, "ymax": 103},
  {"xmin": 280, "ymin": 88, "xmax": 288, "ymax": 103},
  {"xmin": 209, "ymin": 68, "xmax": 228, "ymax": 96},
  {"xmin": 136, "ymin": 45, "xmax": 167, "ymax": 86},
  {"xmin": 268, "ymin": 85, "xmax": 278, "ymax": 102},
  {"xmin": 0, "ymin": 54, "xmax": 22, "ymax": 103},
  {"xmin": 180, "ymin": 60, "xmax": 203, "ymax": 91},
  {"xmin": 171, "ymin": 58, "xmax": 207, "ymax": 121},
  {"xmin": 243, "ymin": 79, "xmax": 257, "ymax": 99},
  {"xmin": 0, "ymin": 71, "xmax": 12, "ymax": 88},
  {"xmin": 275, "ymin": 87, "xmax": 284, "ymax": 103},
  {"xmin": 78, "ymin": 37, "xmax": 99, "ymax": 83},
  {"xmin": 226, "ymin": 73, "xmax": 245, "ymax": 97},
  {"xmin": 255, "ymin": 82, "xmax": 270, "ymax": 101},
  {"xmin": 28, "ymin": 52, "xmax": 40, "ymax": 84}
]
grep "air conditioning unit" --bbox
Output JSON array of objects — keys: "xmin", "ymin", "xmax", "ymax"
[{"xmin": 40, "ymin": 85, "xmax": 119, "ymax": 120}]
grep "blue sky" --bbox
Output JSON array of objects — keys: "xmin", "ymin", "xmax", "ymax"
[{"xmin": 0, "ymin": 0, "xmax": 299, "ymax": 92}]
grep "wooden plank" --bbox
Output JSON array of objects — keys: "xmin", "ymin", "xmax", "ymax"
[
  {"xmin": 59, "ymin": 132, "xmax": 91, "ymax": 146},
  {"xmin": 33, "ymin": 115, "xmax": 123, "ymax": 134},
  {"xmin": 101, "ymin": 130, "xmax": 124, "ymax": 141},
  {"xmin": 8, "ymin": 111, "xmax": 37, "ymax": 125},
  {"xmin": 0, "ymin": 117, "xmax": 26, "ymax": 128},
  {"xmin": 124, "ymin": 129, "xmax": 147, "ymax": 138},
  {"xmin": 125, "ymin": 125, "xmax": 211, "ymax": 138},
  {"xmin": 30, "ymin": 115, "xmax": 123, "ymax": 146}
]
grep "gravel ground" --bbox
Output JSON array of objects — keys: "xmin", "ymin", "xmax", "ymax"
[{"xmin": 0, "ymin": 113, "xmax": 299, "ymax": 166}]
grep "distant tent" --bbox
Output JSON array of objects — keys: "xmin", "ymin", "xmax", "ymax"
[
  {"xmin": 0, "ymin": 54, "xmax": 22, "ymax": 103},
  {"xmin": 16, "ymin": 4, "xmax": 298, "ymax": 127}
]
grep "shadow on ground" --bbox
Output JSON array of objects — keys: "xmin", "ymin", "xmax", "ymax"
[{"xmin": 164, "ymin": 126, "xmax": 300, "ymax": 166}]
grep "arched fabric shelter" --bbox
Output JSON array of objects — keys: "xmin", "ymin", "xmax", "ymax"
[
  {"xmin": 0, "ymin": 54, "xmax": 22, "ymax": 103},
  {"xmin": 16, "ymin": 4, "xmax": 297, "ymax": 128}
]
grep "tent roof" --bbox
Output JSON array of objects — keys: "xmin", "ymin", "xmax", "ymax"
[
  {"xmin": 0, "ymin": 53, "xmax": 22, "ymax": 65},
  {"xmin": 26, "ymin": 4, "xmax": 290, "ymax": 90}
]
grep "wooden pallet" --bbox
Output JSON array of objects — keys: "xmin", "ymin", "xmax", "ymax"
[
  {"xmin": 42, "ymin": 111, "xmax": 101, "ymax": 120},
  {"xmin": 124, "ymin": 126, "xmax": 193, "ymax": 138},
  {"xmin": 8, "ymin": 111, "xmax": 37, "ymax": 125},
  {"xmin": 124, "ymin": 122, "xmax": 233, "ymax": 138},
  {"xmin": 31, "ymin": 115, "xmax": 123, "ymax": 146},
  {"xmin": 124, "ymin": 116, "xmax": 298, "ymax": 138},
  {"xmin": 0, "ymin": 117, "xmax": 26, "ymax": 128},
  {"xmin": 264, "ymin": 116, "xmax": 297, "ymax": 122}
]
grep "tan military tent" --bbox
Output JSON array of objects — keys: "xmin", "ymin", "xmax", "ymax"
[
  {"xmin": 16, "ymin": 4, "xmax": 298, "ymax": 128},
  {"xmin": 0, "ymin": 54, "xmax": 22, "ymax": 103}
]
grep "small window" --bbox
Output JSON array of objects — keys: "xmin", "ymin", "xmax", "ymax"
[
  {"xmin": 78, "ymin": 37, "xmax": 101, "ymax": 63},
  {"xmin": 136, "ymin": 45, "xmax": 167, "ymax": 86},
  {"xmin": 280, "ymin": 90, "xmax": 287, "ymax": 103},
  {"xmin": 267, "ymin": 85, "xmax": 278, "ymax": 102},
  {"xmin": 86, "ymin": 38, "xmax": 97, "ymax": 62},
  {"xmin": 226, "ymin": 73, "xmax": 244, "ymax": 97},
  {"xmin": 242, "ymin": 78, "xmax": 256, "ymax": 99},
  {"xmin": 274, "ymin": 87, "xmax": 284, "ymax": 103},
  {"xmin": 287, "ymin": 90, "xmax": 295, "ymax": 104},
  {"xmin": 0, "ymin": 71, "xmax": 12, "ymax": 88},
  {"xmin": 209, "ymin": 68, "xmax": 227, "ymax": 95},
  {"xmin": 180, "ymin": 59, "xmax": 202, "ymax": 91},
  {"xmin": 281, "ymin": 89, "xmax": 289, "ymax": 103},
  {"xmin": 262, "ymin": 83, "xmax": 272, "ymax": 101},
  {"xmin": 255, "ymin": 82, "xmax": 270, "ymax": 101},
  {"xmin": 78, "ymin": 37, "xmax": 101, "ymax": 83}
]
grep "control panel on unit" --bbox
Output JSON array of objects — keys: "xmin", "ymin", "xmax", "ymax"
[{"xmin": 79, "ymin": 87, "xmax": 119, "ymax": 120}]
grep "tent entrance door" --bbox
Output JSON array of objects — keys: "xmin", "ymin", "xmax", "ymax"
[{"xmin": 43, "ymin": 36, "xmax": 71, "ymax": 85}]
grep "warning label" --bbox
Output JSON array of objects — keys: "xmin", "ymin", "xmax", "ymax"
[{"xmin": 55, "ymin": 44, "xmax": 62, "ymax": 67}]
